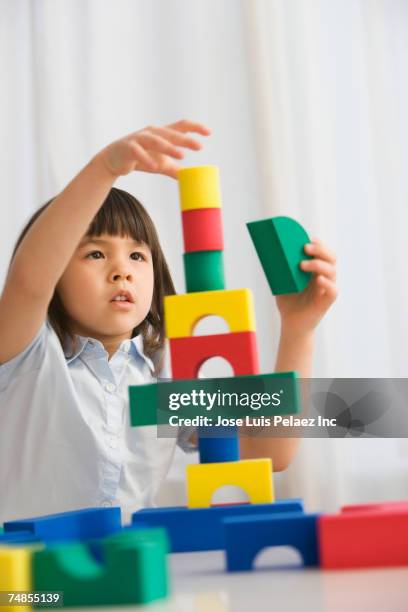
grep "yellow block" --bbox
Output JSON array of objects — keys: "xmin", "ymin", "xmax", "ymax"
[
  {"xmin": 186, "ymin": 459, "xmax": 274, "ymax": 508},
  {"xmin": 164, "ymin": 288, "xmax": 256, "ymax": 339},
  {"xmin": 178, "ymin": 166, "xmax": 222, "ymax": 211},
  {"xmin": 0, "ymin": 546, "xmax": 32, "ymax": 612}
]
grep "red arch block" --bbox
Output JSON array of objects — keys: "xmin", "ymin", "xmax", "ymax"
[
  {"xmin": 182, "ymin": 208, "xmax": 224, "ymax": 253},
  {"xmin": 169, "ymin": 331, "xmax": 259, "ymax": 379}
]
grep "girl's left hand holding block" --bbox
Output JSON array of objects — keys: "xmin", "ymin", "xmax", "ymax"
[{"xmin": 276, "ymin": 237, "xmax": 338, "ymax": 337}]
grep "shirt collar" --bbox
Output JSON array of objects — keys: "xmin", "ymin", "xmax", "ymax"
[{"xmin": 63, "ymin": 333, "xmax": 155, "ymax": 372}]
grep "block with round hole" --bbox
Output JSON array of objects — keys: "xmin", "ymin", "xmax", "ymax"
[
  {"xmin": 164, "ymin": 289, "xmax": 256, "ymax": 339},
  {"xmin": 186, "ymin": 459, "xmax": 274, "ymax": 509},
  {"xmin": 223, "ymin": 512, "xmax": 320, "ymax": 571},
  {"xmin": 169, "ymin": 331, "xmax": 259, "ymax": 379}
]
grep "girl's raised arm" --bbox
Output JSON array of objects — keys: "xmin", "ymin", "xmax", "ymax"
[{"xmin": 0, "ymin": 120, "xmax": 211, "ymax": 364}]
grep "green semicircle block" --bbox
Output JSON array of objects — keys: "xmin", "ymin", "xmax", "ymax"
[{"xmin": 246, "ymin": 216, "xmax": 313, "ymax": 295}]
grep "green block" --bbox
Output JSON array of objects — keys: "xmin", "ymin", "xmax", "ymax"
[
  {"xmin": 0, "ymin": 525, "xmax": 3, "ymax": 534},
  {"xmin": 102, "ymin": 528, "xmax": 169, "ymax": 603},
  {"xmin": 103, "ymin": 527, "xmax": 167, "ymax": 547},
  {"xmin": 129, "ymin": 371, "xmax": 301, "ymax": 427},
  {"xmin": 183, "ymin": 250, "xmax": 225, "ymax": 292},
  {"xmin": 129, "ymin": 383, "xmax": 159, "ymax": 427},
  {"xmin": 247, "ymin": 216, "xmax": 312, "ymax": 295},
  {"xmin": 32, "ymin": 528, "xmax": 169, "ymax": 606}
]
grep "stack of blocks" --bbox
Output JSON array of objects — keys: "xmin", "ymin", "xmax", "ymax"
[
  {"xmin": 166, "ymin": 166, "xmax": 274, "ymax": 505},
  {"xmin": 129, "ymin": 165, "xmax": 311, "ymax": 567}
]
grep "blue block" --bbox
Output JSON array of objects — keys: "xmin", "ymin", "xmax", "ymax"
[
  {"xmin": 0, "ymin": 531, "xmax": 40, "ymax": 545},
  {"xmin": 132, "ymin": 499, "xmax": 304, "ymax": 552},
  {"xmin": 223, "ymin": 512, "xmax": 320, "ymax": 571},
  {"xmin": 198, "ymin": 425, "xmax": 239, "ymax": 463},
  {"xmin": 3, "ymin": 507, "xmax": 122, "ymax": 544},
  {"xmin": 198, "ymin": 436, "xmax": 240, "ymax": 463}
]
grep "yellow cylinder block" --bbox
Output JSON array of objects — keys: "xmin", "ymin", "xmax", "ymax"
[{"xmin": 178, "ymin": 166, "xmax": 222, "ymax": 211}]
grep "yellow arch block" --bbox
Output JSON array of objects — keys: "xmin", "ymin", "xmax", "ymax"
[
  {"xmin": 178, "ymin": 166, "xmax": 222, "ymax": 211},
  {"xmin": 0, "ymin": 546, "xmax": 33, "ymax": 612},
  {"xmin": 186, "ymin": 459, "xmax": 274, "ymax": 508},
  {"xmin": 164, "ymin": 289, "xmax": 256, "ymax": 339}
]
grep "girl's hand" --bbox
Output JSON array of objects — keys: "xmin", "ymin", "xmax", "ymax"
[
  {"xmin": 276, "ymin": 238, "xmax": 338, "ymax": 335},
  {"xmin": 100, "ymin": 119, "xmax": 211, "ymax": 179}
]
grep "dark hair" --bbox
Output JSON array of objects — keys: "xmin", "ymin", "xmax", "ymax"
[{"xmin": 11, "ymin": 188, "xmax": 175, "ymax": 369}]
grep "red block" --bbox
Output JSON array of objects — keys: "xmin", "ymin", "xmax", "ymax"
[
  {"xmin": 169, "ymin": 331, "xmax": 259, "ymax": 379},
  {"xmin": 182, "ymin": 208, "xmax": 224, "ymax": 253},
  {"xmin": 341, "ymin": 500, "xmax": 408, "ymax": 514},
  {"xmin": 318, "ymin": 509, "xmax": 408, "ymax": 569}
]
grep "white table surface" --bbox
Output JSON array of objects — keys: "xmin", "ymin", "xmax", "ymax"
[
  {"xmin": 80, "ymin": 548, "xmax": 408, "ymax": 612},
  {"xmin": 167, "ymin": 550, "xmax": 408, "ymax": 612}
]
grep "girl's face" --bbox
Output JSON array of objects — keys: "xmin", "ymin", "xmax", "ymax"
[{"xmin": 56, "ymin": 233, "xmax": 154, "ymax": 343}]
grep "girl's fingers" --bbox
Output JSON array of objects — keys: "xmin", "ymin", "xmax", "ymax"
[
  {"xmin": 150, "ymin": 126, "xmax": 203, "ymax": 150},
  {"xmin": 135, "ymin": 133, "xmax": 185, "ymax": 159},
  {"xmin": 166, "ymin": 118, "xmax": 212, "ymax": 136},
  {"xmin": 163, "ymin": 165, "xmax": 180, "ymax": 179},
  {"xmin": 129, "ymin": 141, "xmax": 158, "ymax": 170},
  {"xmin": 316, "ymin": 276, "xmax": 338, "ymax": 301},
  {"xmin": 304, "ymin": 239, "xmax": 336, "ymax": 264},
  {"xmin": 300, "ymin": 258, "xmax": 336, "ymax": 281}
]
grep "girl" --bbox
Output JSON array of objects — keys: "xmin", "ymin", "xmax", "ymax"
[{"xmin": 0, "ymin": 119, "xmax": 337, "ymax": 523}]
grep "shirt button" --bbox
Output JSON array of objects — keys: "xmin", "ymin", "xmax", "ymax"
[
  {"xmin": 101, "ymin": 500, "xmax": 112, "ymax": 508},
  {"xmin": 105, "ymin": 382, "xmax": 116, "ymax": 393},
  {"xmin": 123, "ymin": 340, "xmax": 131, "ymax": 353}
]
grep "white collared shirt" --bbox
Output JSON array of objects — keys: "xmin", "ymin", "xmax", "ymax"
[{"xmin": 0, "ymin": 320, "xmax": 195, "ymax": 524}]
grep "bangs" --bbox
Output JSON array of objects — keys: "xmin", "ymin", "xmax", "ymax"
[{"xmin": 86, "ymin": 188, "xmax": 151, "ymax": 246}]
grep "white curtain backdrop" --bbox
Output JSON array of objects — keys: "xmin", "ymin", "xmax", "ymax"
[
  {"xmin": 1, "ymin": 0, "xmax": 407, "ymax": 512},
  {"xmin": 243, "ymin": 0, "xmax": 408, "ymax": 511}
]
